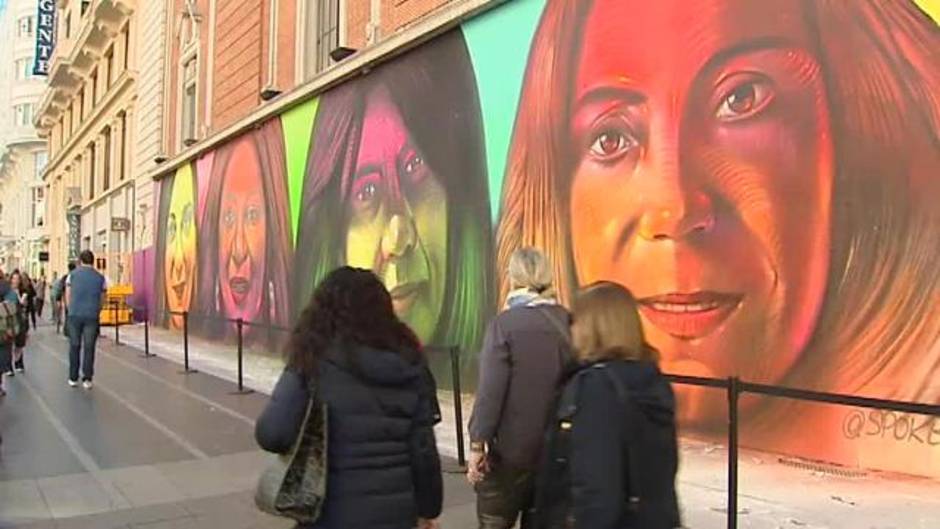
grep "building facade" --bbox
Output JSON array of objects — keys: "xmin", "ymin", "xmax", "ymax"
[
  {"xmin": 35, "ymin": 0, "xmax": 166, "ymax": 284},
  {"xmin": 0, "ymin": 0, "xmax": 49, "ymax": 276}
]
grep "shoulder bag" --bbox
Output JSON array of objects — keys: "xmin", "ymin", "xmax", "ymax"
[{"xmin": 255, "ymin": 380, "xmax": 329, "ymax": 524}]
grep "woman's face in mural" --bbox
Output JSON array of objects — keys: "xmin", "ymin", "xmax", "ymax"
[
  {"xmin": 164, "ymin": 170, "xmax": 197, "ymax": 328},
  {"xmin": 218, "ymin": 139, "xmax": 267, "ymax": 322},
  {"xmin": 344, "ymin": 86, "xmax": 448, "ymax": 342},
  {"xmin": 567, "ymin": 0, "xmax": 833, "ymax": 420}
]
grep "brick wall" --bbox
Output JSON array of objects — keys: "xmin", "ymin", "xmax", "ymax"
[
  {"xmin": 383, "ymin": 0, "xmax": 457, "ymax": 34},
  {"xmin": 212, "ymin": 0, "xmax": 263, "ymax": 130}
]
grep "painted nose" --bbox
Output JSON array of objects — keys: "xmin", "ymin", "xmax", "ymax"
[
  {"xmin": 232, "ymin": 218, "xmax": 248, "ymax": 266},
  {"xmin": 638, "ymin": 189, "xmax": 714, "ymax": 241},
  {"xmin": 381, "ymin": 213, "xmax": 416, "ymax": 260}
]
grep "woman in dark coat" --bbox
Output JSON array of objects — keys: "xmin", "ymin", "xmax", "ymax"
[
  {"xmin": 533, "ymin": 282, "xmax": 680, "ymax": 529},
  {"xmin": 256, "ymin": 266, "xmax": 443, "ymax": 529}
]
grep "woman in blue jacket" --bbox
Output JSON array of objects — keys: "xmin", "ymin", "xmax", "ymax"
[{"xmin": 256, "ymin": 266, "xmax": 443, "ymax": 529}]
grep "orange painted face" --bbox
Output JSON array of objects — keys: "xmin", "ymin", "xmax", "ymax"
[
  {"xmin": 218, "ymin": 138, "xmax": 267, "ymax": 323},
  {"xmin": 568, "ymin": 0, "xmax": 833, "ymax": 421}
]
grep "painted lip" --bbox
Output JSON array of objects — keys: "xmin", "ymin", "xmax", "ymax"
[
  {"xmin": 171, "ymin": 282, "xmax": 187, "ymax": 302},
  {"xmin": 229, "ymin": 277, "xmax": 250, "ymax": 303},
  {"xmin": 388, "ymin": 282, "xmax": 425, "ymax": 314},
  {"xmin": 637, "ymin": 291, "xmax": 743, "ymax": 340}
]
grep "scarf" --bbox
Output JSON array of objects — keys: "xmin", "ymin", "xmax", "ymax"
[{"xmin": 505, "ymin": 287, "xmax": 558, "ymax": 309}]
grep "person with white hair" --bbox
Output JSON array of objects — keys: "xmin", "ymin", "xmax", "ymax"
[{"xmin": 467, "ymin": 247, "xmax": 574, "ymax": 529}]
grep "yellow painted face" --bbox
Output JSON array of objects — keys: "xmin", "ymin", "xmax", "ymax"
[{"xmin": 164, "ymin": 165, "xmax": 197, "ymax": 329}]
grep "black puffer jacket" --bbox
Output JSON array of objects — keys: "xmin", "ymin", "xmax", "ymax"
[
  {"xmin": 256, "ymin": 343, "xmax": 443, "ymax": 529},
  {"xmin": 534, "ymin": 359, "xmax": 680, "ymax": 529}
]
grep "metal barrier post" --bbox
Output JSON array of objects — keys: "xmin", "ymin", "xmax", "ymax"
[
  {"xmin": 450, "ymin": 346, "xmax": 466, "ymax": 467},
  {"xmin": 179, "ymin": 311, "xmax": 197, "ymax": 374},
  {"xmin": 727, "ymin": 377, "xmax": 740, "ymax": 529},
  {"xmin": 230, "ymin": 318, "xmax": 253, "ymax": 395},
  {"xmin": 113, "ymin": 301, "xmax": 120, "ymax": 345},
  {"xmin": 141, "ymin": 313, "xmax": 154, "ymax": 357}
]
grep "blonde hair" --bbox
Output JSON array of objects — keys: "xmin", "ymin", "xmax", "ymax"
[
  {"xmin": 508, "ymin": 247, "xmax": 553, "ymax": 293},
  {"xmin": 572, "ymin": 282, "xmax": 658, "ymax": 364}
]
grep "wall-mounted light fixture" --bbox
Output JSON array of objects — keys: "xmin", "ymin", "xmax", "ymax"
[{"xmin": 330, "ymin": 47, "xmax": 357, "ymax": 63}]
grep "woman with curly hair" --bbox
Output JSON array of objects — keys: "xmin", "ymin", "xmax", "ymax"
[{"xmin": 256, "ymin": 267, "xmax": 443, "ymax": 529}]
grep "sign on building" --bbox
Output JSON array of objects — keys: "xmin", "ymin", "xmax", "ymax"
[
  {"xmin": 33, "ymin": 0, "xmax": 57, "ymax": 76},
  {"xmin": 111, "ymin": 217, "xmax": 131, "ymax": 232},
  {"xmin": 66, "ymin": 208, "xmax": 81, "ymax": 262}
]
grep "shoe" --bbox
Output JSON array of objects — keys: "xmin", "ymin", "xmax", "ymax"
[
  {"xmin": 68, "ymin": 379, "xmax": 79, "ymax": 388},
  {"xmin": 14, "ymin": 367, "xmax": 24, "ymax": 373},
  {"xmin": 82, "ymin": 380, "xmax": 93, "ymax": 390},
  {"xmin": 4, "ymin": 371, "xmax": 13, "ymax": 378}
]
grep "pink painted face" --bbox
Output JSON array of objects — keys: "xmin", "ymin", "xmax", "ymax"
[
  {"xmin": 568, "ymin": 0, "xmax": 834, "ymax": 422},
  {"xmin": 218, "ymin": 138, "xmax": 267, "ymax": 323}
]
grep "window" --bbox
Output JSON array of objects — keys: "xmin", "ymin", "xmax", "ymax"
[
  {"xmin": 102, "ymin": 128, "xmax": 111, "ymax": 192},
  {"xmin": 17, "ymin": 16, "xmax": 35, "ymax": 38},
  {"xmin": 123, "ymin": 25, "xmax": 131, "ymax": 70},
  {"xmin": 64, "ymin": 12, "xmax": 72, "ymax": 39},
  {"xmin": 181, "ymin": 56, "xmax": 198, "ymax": 143},
  {"xmin": 81, "ymin": 1, "xmax": 91, "ymax": 16},
  {"xmin": 88, "ymin": 143, "xmax": 96, "ymax": 199},
  {"xmin": 14, "ymin": 104, "xmax": 34, "ymax": 127},
  {"xmin": 119, "ymin": 113, "xmax": 127, "ymax": 181},
  {"xmin": 304, "ymin": 0, "xmax": 342, "ymax": 78},
  {"xmin": 90, "ymin": 69, "xmax": 98, "ymax": 105},
  {"xmin": 34, "ymin": 152, "xmax": 48, "ymax": 180},
  {"xmin": 15, "ymin": 58, "xmax": 33, "ymax": 80},
  {"xmin": 105, "ymin": 46, "xmax": 115, "ymax": 87},
  {"xmin": 77, "ymin": 88, "xmax": 85, "ymax": 119}
]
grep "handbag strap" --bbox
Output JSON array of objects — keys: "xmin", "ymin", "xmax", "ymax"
[{"xmin": 534, "ymin": 306, "xmax": 573, "ymax": 370}]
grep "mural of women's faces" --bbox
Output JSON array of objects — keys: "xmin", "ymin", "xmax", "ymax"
[
  {"xmin": 499, "ymin": 0, "xmax": 939, "ymax": 425},
  {"xmin": 295, "ymin": 29, "xmax": 494, "ymax": 365},
  {"xmin": 163, "ymin": 166, "xmax": 198, "ymax": 329},
  {"xmin": 218, "ymin": 138, "xmax": 268, "ymax": 322},
  {"xmin": 344, "ymin": 85, "xmax": 448, "ymax": 341}
]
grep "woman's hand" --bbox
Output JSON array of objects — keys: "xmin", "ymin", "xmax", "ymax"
[{"xmin": 416, "ymin": 517, "xmax": 440, "ymax": 529}]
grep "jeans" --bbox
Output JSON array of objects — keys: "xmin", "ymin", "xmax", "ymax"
[
  {"xmin": 475, "ymin": 463, "xmax": 535, "ymax": 529},
  {"xmin": 68, "ymin": 316, "xmax": 99, "ymax": 382}
]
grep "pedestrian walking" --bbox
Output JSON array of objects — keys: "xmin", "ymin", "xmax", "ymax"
[
  {"xmin": 57, "ymin": 263, "xmax": 76, "ymax": 337},
  {"xmin": 35, "ymin": 274, "xmax": 47, "ymax": 320},
  {"xmin": 467, "ymin": 247, "xmax": 573, "ymax": 529},
  {"xmin": 255, "ymin": 267, "xmax": 443, "ymax": 529},
  {"xmin": 0, "ymin": 271, "xmax": 21, "ymax": 397},
  {"xmin": 65, "ymin": 251, "xmax": 107, "ymax": 389},
  {"xmin": 22, "ymin": 273, "xmax": 37, "ymax": 330},
  {"xmin": 531, "ymin": 282, "xmax": 681, "ymax": 529},
  {"xmin": 8, "ymin": 272, "xmax": 30, "ymax": 374}
]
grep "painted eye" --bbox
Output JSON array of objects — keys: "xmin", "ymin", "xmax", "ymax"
[
  {"xmin": 222, "ymin": 209, "xmax": 236, "ymax": 227},
  {"xmin": 167, "ymin": 215, "xmax": 177, "ymax": 240},
  {"xmin": 356, "ymin": 182, "xmax": 378, "ymax": 203},
  {"xmin": 182, "ymin": 205, "xmax": 194, "ymax": 231},
  {"xmin": 588, "ymin": 129, "xmax": 638, "ymax": 162},
  {"xmin": 716, "ymin": 80, "xmax": 773, "ymax": 121},
  {"xmin": 245, "ymin": 206, "xmax": 261, "ymax": 224},
  {"xmin": 404, "ymin": 153, "xmax": 424, "ymax": 175}
]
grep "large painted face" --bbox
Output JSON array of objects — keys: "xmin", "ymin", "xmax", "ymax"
[
  {"xmin": 568, "ymin": 0, "xmax": 833, "ymax": 421},
  {"xmin": 218, "ymin": 138, "xmax": 267, "ymax": 323},
  {"xmin": 164, "ymin": 167, "xmax": 198, "ymax": 329},
  {"xmin": 344, "ymin": 86, "xmax": 448, "ymax": 343}
]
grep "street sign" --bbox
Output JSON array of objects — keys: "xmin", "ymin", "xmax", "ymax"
[
  {"xmin": 111, "ymin": 217, "xmax": 131, "ymax": 232},
  {"xmin": 38, "ymin": 251, "xmax": 49, "ymax": 262}
]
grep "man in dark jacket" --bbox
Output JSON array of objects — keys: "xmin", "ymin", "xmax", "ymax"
[
  {"xmin": 468, "ymin": 248, "xmax": 573, "ymax": 529},
  {"xmin": 256, "ymin": 343, "xmax": 443, "ymax": 529}
]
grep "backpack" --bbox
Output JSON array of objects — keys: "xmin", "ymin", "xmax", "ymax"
[
  {"xmin": 0, "ymin": 300, "xmax": 21, "ymax": 345},
  {"xmin": 531, "ymin": 364, "xmax": 681, "ymax": 529}
]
